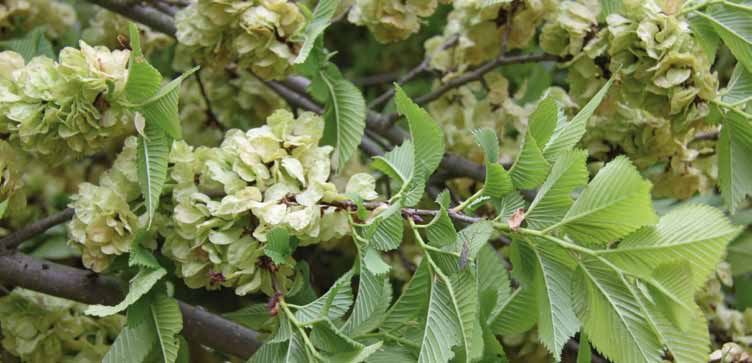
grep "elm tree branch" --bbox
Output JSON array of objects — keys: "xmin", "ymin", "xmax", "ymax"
[{"xmin": 0, "ymin": 252, "xmax": 262, "ymax": 359}]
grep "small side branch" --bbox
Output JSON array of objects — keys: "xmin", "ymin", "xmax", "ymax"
[{"xmin": 0, "ymin": 208, "xmax": 74, "ymax": 251}]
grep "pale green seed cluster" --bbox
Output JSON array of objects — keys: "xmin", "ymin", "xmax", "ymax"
[
  {"xmin": 81, "ymin": 8, "xmax": 173, "ymax": 56},
  {"xmin": 68, "ymin": 111, "xmax": 377, "ymax": 295},
  {"xmin": 0, "ymin": 43, "xmax": 134, "ymax": 160},
  {"xmin": 540, "ymin": 0, "xmax": 718, "ymax": 197},
  {"xmin": 0, "ymin": 289, "xmax": 124, "ymax": 363},
  {"xmin": 68, "ymin": 137, "xmax": 142, "ymax": 272},
  {"xmin": 426, "ymin": 0, "xmax": 558, "ymax": 76},
  {"xmin": 347, "ymin": 0, "xmax": 441, "ymax": 43},
  {"xmin": 0, "ymin": 0, "xmax": 76, "ymax": 39},
  {"xmin": 179, "ymin": 65, "xmax": 289, "ymax": 146},
  {"xmin": 175, "ymin": 0, "xmax": 306, "ymax": 80},
  {"xmin": 165, "ymin": 110, "xmax": 376, "ymax": 295},
  {"xmin": 697, "ymin": 263, "xmax": 752, "ymax": 348}
]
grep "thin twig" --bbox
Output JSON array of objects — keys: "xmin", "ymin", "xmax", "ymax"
[
  {"xmin": 193, "ymin": 66, "xmax": 223, "ymax": 129},
  {"xmin": 0, "ymin": 208, "xmax": 74, "ymax": 252},
  {"xmin": 355, "ymin": 72, "xmax": 402, "ymax": 87},
  {"xmin": 87, "ymin": 0, "xmax": 176, "ymax": 35},
  {"xmin": 369, "ymin": 34, "xmax": 459, "ymax": 110},
  {"xmin": 380, "ymin": 53, "xmax": 561, "ymax": 125}
]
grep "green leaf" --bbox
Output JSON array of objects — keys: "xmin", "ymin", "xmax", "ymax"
[
  {"xmin": 688, "ymin": 13, "xmax": 721, "ymax": 62},
  {"xmin": 370, "ymin": 141, "xmax": 414, "ymax": 185},
  {"xmin": 342, "ymin": 261, "xmax": 392, "ymax": 335},
  {"xmin": 104, "ymin": 316, "xmax": 157, "ymax": 363},
  {"xmin": 599, "ymin": 0, "xmax": 623, "ymax": 21},
  {"xmin": 639, "ymin": 301, "xmax": 710, "ymax": 363},
  {"xmin": 488, "ymin": 286, "xmax": 538, "ymax": 335},
  {"xmin": 136, "ymin": 66, "xmax": 199, "ymax": 139},
  {"xmin": 177, "ymin": 336, "xmax": 190, "ymax": 363},
  {"xmin": 249, "ymin": 342, "xmax": 288, "ymax": 363},
  {"xmin": 426, "ymin": 191, "xmax": 458, "ymax": 247},
  {"xmin": 224, "ymin": 304, "xmax": 273, "ymax": 330},
  {"xmin": 394, "ymin": 84, "xmax": 446, "ymax": 178},
  {"xmin": 318, "ymin": 68, "xmax": 367, "ymax": 171},
  {"xmin": 510, "ymin": 132, "xmax": 551, "ymax": 190},
  {"xmin": 473, "ymin": 129, "xmax": 513, "ymax": 198},
  {"xmin": 365, "ymin": 203, "xmax": 404, "ymax": 251},
  {"xmin": 0, "ymin": 199, "xmax": 7, "ymax": 219},
  {"xmin": 86, "ymin": 267, "xmax": 167, "ymax": 316},
  {"xmin": 718, "ymin": 109, "xmax": 752, "ymax": 212},
  {"xmin": 516, "ymin": 238, "xmax": 579, "ymax": 360},
  {"xmin": 417, "ymin": 270, "xmax": 474, "ymax": 363},
  {"xmin": 265, "ymin": 227, "xmax": 299, "ymax": 265},
  {"xmin": 311, "ymin": 319, "xmax": 364, "ymax": 353},
  {"xmin": 129, "ymin": 230, "xmax": 161, "ymax": 269},
  {"xmin": 137, "ymin": 122, "xmax": 171, "ymax": 228},
  {"xmin": 296, "ymin": 269, "xmax": 354, "ymax": 324},
  {"xmin": 728, "ymin": 231, "xmax": 752, "ymax": 276},
  {"xmin": 574, "ymin": 257, "xmax": 663, "ymax": 363},
  {"xmin": 542, "ymin": 79, "xmax": 613, "ymax": 162},
  {"xmin": 699, "ymin": 3, "xmax": 752, "ymax": 73},
  {"xmin": 452, "ymin": 221, "xmax": 494, "ymax": 263},
  {"xmin": 491, "ymin": 192, "xmax": 526, "ymax": 222},
  {"xmin": 382, "ymin": 261, "xmax": 430, "ymax": 332},
  {"xmin": 125, "ymin": 23, "xmax": 162, "ymax": 104},
  {"xmin": 284, "ymin": 332, "xmax": 309, "ymax": 363},
  {"xmin": 477, "ymin": 244, "xmax": 511, "ymax": 321},
  {"xmin": 364, "ymin": 344, "xmax": 417, "ymax": 362},
  {"xmin": 525, "ymin": 149, "xmax": 588, "ymax": 230},
  {"xmin": 596, "ymin": 204, "xmax": 742, "ymax": 290},
  {"xmin": 723, "ymin": 63, "xmax": 752, "ymax": 105},
  {"xmin": 0, "ymin": 27, "xmax": 54, "ymax": 62},
  {"xmin": 577, "ymin": 334, "xmax": 592, "ymax": 363},
  {"xmin": 328, "ymin": 342, "xmax": 383, "ymax": 363},
  {"xmin": 550, "ymin": 156, "xmax": 657, "ymax": 245},
  {"xmin": 294, "ymin": 0, "xmax": 340, "ymax": 64},
  {"xmin": 151, "ymin": 293, "xmax": 183, "ymax": 363}
]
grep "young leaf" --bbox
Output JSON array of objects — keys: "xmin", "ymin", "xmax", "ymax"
[
  {"xmin": 137, "ymin": 123, "xmax": 170, "ymax": 228},
  {"xmin": 698, "ymin": 3, "xmax": 752, "ymax": 73},
  {"xmin": 311, "ymin": 319, "xmax": 364, "ymax": 353},
  {"xmin": 473, "ymin": 129, "xmax": 513, "ymax": 198},
  {"xmin": 574, "ymin": 257, "xmax": 663, "ymax": 363},
  {"xmin": 417, "ymin": 274, "xmax": 462, "ymax": 363},
  {"xmin": 294, "ymin": 0, "xmax": 340, "ymax": 64},
  {"xmin": 265, "ymin": 227, "xmax": 299, "ymax": 265},
  {"xmin": 718, "ymin": 109, "xmax": 752, "ymax": 212},
  {"xmin": 125, "ymin": 23, "xmax": 162, "ymax": 103},
  {"xmin": 318, "ymin": 67, "xmax": 367, "ymax": 171},
  {"xmin": 488, "ymin": 286, "xmax": 538, "ymax": 335},
  {"xmin": 0, "ymin": 27, "xmax": 54, "ymax": 62},
  {"xmin": 86, "ymin": 267, "xmax": 167, "ymax": 316},
  {"xmin": 394, "ymin": 84, "xmax": 446, "ymax": 178},
  {"xmin": 516, "ymin": 238, "xmax": 579, "ymax": 360},
  {"xmin": 723, "ymin": 64, "xmax": 752, "ymax": 105},
  {"xmin": 577, "ymin": 334, "xmax": 592, "ymax": 363},
  {"xmin": 223, "ymin": 304, "xmax": 273, "ymax": 330},
  {"xmin": 103, "ymin": 317, "xmax": 157, "ymax": 363},
  {"xmin": 525, "ymin": 149, "xmax": 588, "ymax": 230},
  {"xmin": 549, "ymin": 156, "xmax": 657, "ymax": 245},
  {"xmin": 136, "ymin": 66, "xmax": 200, "ymax": 139},
  {"xmin": 382, "ymin": 261, "xmax": 430, "ymax": 332},
  {"xmin": 596, "ymin": 204, "xmax": 742, "ymax": 290},
  {"xmin": 426, "ymin": 191, "xmax": 458, "ymax": 247},
  {"xmin": 370, "ymin": 141, "xmax": 415, "ymax": 185},
  {"xmin": 0, "ymin": 199, "xmax": 7, "ymax": 219},
  {"xmin": 129, "ymin": 230, "xmax": 161, "ymax": 269},
  {"xmin": 477, "ymin": 244, "xmax": 511, "ymax": 321},
  {"xmin": 542, "ymin": 79, "xmax": 613, "ymax": 162},
  {"xmin": 365, "ymin": 202, "xmax": 404, "ymax": 251},
  {"xmin": 509, "ymin": 132, "xmax": 551, "ymax": 189},
  {"xmin": 342, "ymin": 263, "xmax": 392, "ymax": 336},
  {"xmin": 150, "ymin": 293, "xmax": 183, "ymax": 363},
  {"xmin": 295, "ymin": 269, "xmax": 354, "ymax": 324}
]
